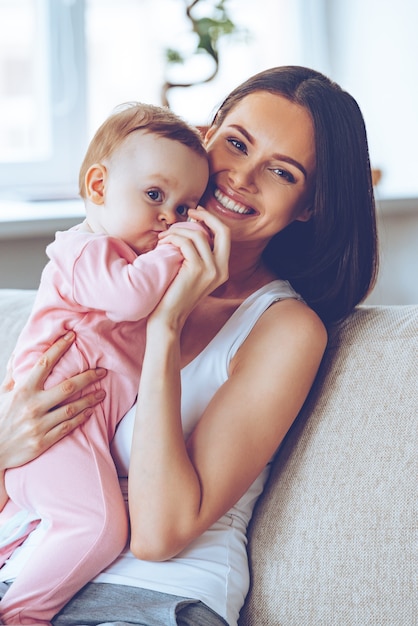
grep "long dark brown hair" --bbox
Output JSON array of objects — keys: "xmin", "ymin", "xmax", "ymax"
[{"xmin": 211, "ymin": 66, "xmax": 379, "ymax": 325}]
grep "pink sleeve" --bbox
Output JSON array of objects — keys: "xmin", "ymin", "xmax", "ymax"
[{"xmin": 72, "ymin": 237, "xmax": 183, "ymax": 322}]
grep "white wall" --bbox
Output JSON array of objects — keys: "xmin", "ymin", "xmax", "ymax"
[
  {"xmin": 324, "ymin": 0, "xmax": 418, "ymax": 200},
  {"xmin": 366, "ymin": 207, "xmax": 418, "ymax": 306}
]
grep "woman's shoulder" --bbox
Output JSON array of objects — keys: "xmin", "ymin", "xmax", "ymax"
[
  {"xmin": 265, "ymin": 296, "xmax": 327, "ymax": 344},
  {"xmin": 232, "ymin": 296, "xmax": 327, "ymax": 374},
  {"xmin": 240, "ymin": 279, "xmax": 325, "ymax": 338}
]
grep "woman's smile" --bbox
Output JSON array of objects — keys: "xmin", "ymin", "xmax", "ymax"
[
  {"xmin": 214, "ymin": 188, "xmax": 255, "ymax": 215},
  {"xmin": 203, "ymin": 182, "xmax": 258, "ymax": 221}
]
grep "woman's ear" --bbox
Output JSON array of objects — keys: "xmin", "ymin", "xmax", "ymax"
[
  {"xmin": 85, "ymin": 164, "xmax": 107, "ymax": 205},
  {"xmin": 204, "ymin": 125, "xmax": 217, "ymax": 144},
  {"xmin": 296, "ymin": 205, "xmax": 314, "ymax": 223}
]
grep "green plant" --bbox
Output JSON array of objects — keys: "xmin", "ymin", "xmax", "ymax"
[{"xmin": 161, "ymin": 0, "xmax": 243, "ymax": 107}]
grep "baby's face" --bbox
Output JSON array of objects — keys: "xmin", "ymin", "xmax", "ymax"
[{"xmin": 96, "ymin": 131, "xmax": 209, "ymax": 254}]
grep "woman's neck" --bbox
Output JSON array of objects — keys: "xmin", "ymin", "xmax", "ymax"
[
  {"xmin": 180, "ymin": 247, "xmax": 276, "ymax": 367},
  {"xmin": 212, "ymin": 244, "xmax": 276, "ymax": 301}
]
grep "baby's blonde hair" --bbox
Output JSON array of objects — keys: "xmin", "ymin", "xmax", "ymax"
[{"xmin": 79, "ymin": 102, "xmax": 207, "ymax": 198}]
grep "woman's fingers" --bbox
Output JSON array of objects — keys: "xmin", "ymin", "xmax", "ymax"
[
  {"xmin": 157, "ymin": 232, "xmax": 219, "ymax": 301},
  {"xmin": 161, "ymin": 208, "xmax": 230, "ymax": 283},
  {"xmin": 17, "ymin": 331, "xmax": 107, "ymax": 412},
  {"xmin": 36, "ymin": 367, "xmax": 107, "ymax": 415},
  {"xmin": 38, "ymin": 386, "xmax": 106, "ymax": 449},
  {"xmin": 0, "ymin": 358, "xmax": 15, "ymax": 393},
  {"xmin": 188, "ymin": 207, "xmax": 231, "ymax": 277},
  {"xmin": 24, "ymin": 331, "xmax": 77, "ymax": 389},
  {"xmin": 0, "ymin": 333, "xmax": 108, "ymax": 468},
  {"xmin": 0, "ymin": 372, "xmax": 106, "ymax": 468}
]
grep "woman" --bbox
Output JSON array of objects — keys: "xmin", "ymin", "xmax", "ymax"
[{"xmin": 0, "ymin": 66, "xmax": 378, "ymax": 626}]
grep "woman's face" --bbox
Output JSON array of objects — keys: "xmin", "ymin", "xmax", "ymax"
[{"xmin": 202, "ymin": 91, "xmax": 316, "ymax": 245}]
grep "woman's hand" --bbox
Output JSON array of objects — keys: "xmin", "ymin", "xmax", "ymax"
[
  {"xmin": 153, "ymin": 207, "xmax": 230, "ymax": 329},
  {"xmin": 0, "ymin": 331, "xmax": 107, "ymax": 470}
]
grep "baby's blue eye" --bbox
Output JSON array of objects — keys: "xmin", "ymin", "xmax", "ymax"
[
  {"xmin": 176, "ymin": 205, "xmax": 188, "ymax": 218},
  {"xmin": 147, "ymin": 189, "xmax": 162, "ymax": 201}
]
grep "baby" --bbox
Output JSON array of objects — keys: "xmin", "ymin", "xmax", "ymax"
[{"xmin": 0, "ymin": 102, "xmax": 209, "ymax": 625}]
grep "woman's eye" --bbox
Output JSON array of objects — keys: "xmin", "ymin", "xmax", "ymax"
[
  {"xmin": 147, "ymin": 189, "xmax": 163, "ymax": 201},
  {"xmin": 227, "ymin": 137, "xmax": 247, "ymax": 154},
  {"xmin": 176, "ymin": 205, "xmax": 188, "ymax": 218},
  {"xmin": 272, "ymin": 168, "xmax": 295, "ymax": 184}
]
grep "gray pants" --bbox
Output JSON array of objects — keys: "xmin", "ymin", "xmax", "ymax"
[{"xmin": 0, "ymin": 581, "xmax": 228, "ymax": 626}]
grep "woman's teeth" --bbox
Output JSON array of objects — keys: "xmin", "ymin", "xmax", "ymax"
[{"xmin": 214, "ymin": 188, "xmax": 253, "ymax": 214}]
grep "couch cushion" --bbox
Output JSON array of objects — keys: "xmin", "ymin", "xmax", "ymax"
[{"xmin": 239, "ymin": 305, "xmax": 418, "ymax": 625}]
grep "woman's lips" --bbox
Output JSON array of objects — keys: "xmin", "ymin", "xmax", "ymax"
[
  {"xmin": 206, "ymin": 186, "xmax": 256, "ymax": 217},
  {"xmin": 214, "ymin": 188, "xmax": 254, "ymax": 214}
]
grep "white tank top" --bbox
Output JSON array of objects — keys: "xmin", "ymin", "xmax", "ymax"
[{"xmin": 97, "ymin": 280, "xmax": 302, "ymax": 626}]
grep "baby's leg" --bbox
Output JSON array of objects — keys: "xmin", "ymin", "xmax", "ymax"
[{"xmin": 0, "ymin": 422, "xmax": 128, "ymax": 625}]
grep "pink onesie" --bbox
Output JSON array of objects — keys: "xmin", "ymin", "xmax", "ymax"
[{"xmin": 0, "ymin": 223, "xmax": 196, "ymax": 624}]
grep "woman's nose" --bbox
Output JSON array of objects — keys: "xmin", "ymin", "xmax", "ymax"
[{"xmin": 227, "ymin": 163, "xmax": 257, "ymax": 193}]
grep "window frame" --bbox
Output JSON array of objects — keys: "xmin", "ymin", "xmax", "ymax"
[{"xmin": 0, "ymin": 0, "xmax": 87, "ymax": 200}]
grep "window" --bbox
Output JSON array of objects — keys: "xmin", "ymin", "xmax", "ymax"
[
  {"xmin": 0, "ymin": 0, "xmax": 86, "ymax": 200},
  {"xmin": 0, "ymin": 0, "xmax": 303, "ymax": 202},
  {"xmin": 0, "ymin": 0, "xmax": 417, "ymax": 205},
  {"xmin": 83, "ymin": 0, "xmax": 308, "ymax": 143},
  {"xmin": 0, "ymin": 0, "xmax": 50, "ymax": 164}
]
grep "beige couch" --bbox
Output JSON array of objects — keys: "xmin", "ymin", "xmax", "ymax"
[{"xmin": 0, "ymin": 289, "xmax": 417, "ymax": 625}]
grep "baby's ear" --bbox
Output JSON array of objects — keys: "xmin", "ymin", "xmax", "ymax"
[{"xmin": 85, "ymin": 164, "xmax": 107, "ymax": 204}]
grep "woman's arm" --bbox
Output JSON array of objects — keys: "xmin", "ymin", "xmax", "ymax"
[
  {"xmin": 0, "ymin": 331, "xmax": 107, "ymax": 471},
  {"xmin": 128, "ymin": 211, "xmax": 327, "ymax": 561}
]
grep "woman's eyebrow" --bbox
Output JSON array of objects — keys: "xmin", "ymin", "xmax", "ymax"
[
  {"xmin": 229, "ymin": 124, "xmax": 307, "ymax": 179},
  {"xmin": 229, "ymin": 124, "xmax": 254, "ymax": 145},
  {"xmin": 272, "ymin": 153, "xmax": 307, "ymax": 179}
]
